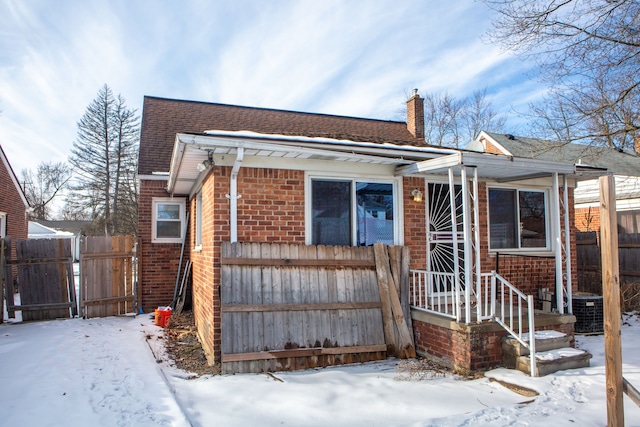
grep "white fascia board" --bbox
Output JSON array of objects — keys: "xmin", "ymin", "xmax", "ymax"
[
  {"xmin": 137, "ymin": 174, "xmax": 169, "ymax": 181},
  {"xmin": 202, "ymin": 129, "xmax": 458, "ymax": 157},
  {"xmin": 395, "ymin": 153, "xmax": 463, "ymax": 176},
  {"xmin": 395, "ymin": 151, "xmax": 576, "ymax": 179},
  {"xmin": 461, "ymin": 151, "xmax": 575, "ymax": 173},
  {"xmin": 167, "ymin": 137, "xmax": 188, "ymax": 192},
  {"xmin": 177, "ymin": 133, "xmax": 416, "ymax": 163}
]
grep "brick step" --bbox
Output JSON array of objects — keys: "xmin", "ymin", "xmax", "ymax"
[{"xmin": 515, "ymin": 347, "xmax": 592, "ymax": 377}]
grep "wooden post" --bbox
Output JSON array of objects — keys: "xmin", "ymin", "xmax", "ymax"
[{"xmin": 600, "ymin": 174, "xmax": 624, "ymax": 427}]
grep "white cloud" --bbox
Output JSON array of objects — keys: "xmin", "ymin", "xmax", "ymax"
[{"xmin": 0, "ymin": 0, "xmax": 543, "ymax": 185}]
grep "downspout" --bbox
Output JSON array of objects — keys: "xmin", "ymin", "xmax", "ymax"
[{"xmin": 227, "ymin": 148, "xmax": 244, "ymax": 243}]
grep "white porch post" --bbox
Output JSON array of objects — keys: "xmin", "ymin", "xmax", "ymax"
[
  {"xmin": 461, "ymin": 167, "xmax": 473, "ymax": 324},
  {"xmin": 552, "ymin": 172, "xmax": 565, "ymax": 314},
  {"xmin": 470, "ymin": 167, "xmax": 483, "ymax": 320},
  {"xmin": 563, "ymin": 175, "xmax": 573, "ymax": 313},
  {"xmin": 448, "ymin": 168, "xmax": 462, "ymax": 322}
]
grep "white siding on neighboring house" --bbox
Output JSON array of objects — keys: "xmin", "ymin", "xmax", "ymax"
[{"xmin": 575, "ymin": 175, "xmax": 640, "ymax": 210}]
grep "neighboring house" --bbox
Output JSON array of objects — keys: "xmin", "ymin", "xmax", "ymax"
[
  {"xmin": 468, "ymin": 131, "xmax": 640, "ymax": 233},
  {"xmin": 28, "ymin": 220, "xmax": 90, "ymax": 261},
  {"xmin": 0, "ymin": 144, "xmax": 29, "ymax": 256},
  {"xmin": 138, "ymin": 94, "xmax": 600, "ymax": 374}
]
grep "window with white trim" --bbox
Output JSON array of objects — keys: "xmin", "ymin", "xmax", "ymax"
[
  {"xmin": 0, "ymin": 213, "xmax": 5, "ymax": 238},
  {"xmin": 195, "ymin": 192, "xmax": 203, "ymax": 248},
  {"xmin": 309, "ymin": 178, "xmax": 397, "ymax": 246},
  {"xmin": 488, "ymin": 188, "xmax": 548, "ymax": 250},
  {"xmin": 152, "ymin": 198, "xmax": 186, "ymax": 243}
]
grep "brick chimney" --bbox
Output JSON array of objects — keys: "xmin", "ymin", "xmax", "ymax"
[{"xmin": 406, "ymin": 89, "xmax": 424, "ymax": 140}]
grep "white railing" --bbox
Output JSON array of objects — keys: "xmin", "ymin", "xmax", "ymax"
[
  {"xmin": 492, "ymin": 272, "xmax": 537, "ymax": 377},
  {"xmin": 477, "ymin": 273, "xmax": 494, "ymax": 321},
  {"xmin": 411, "ymin": 270, "xmax": 462, "ymax": 321},
  {"xmin": 411, "ymin": 269, "xmax": 537, "ymax": 377}
]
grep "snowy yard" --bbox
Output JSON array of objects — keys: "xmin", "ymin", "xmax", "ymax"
[{"xmin": 2, "ymin": 314, "xmax": 640, "ymax": 426}]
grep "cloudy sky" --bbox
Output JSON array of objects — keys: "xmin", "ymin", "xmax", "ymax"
[{"xmin": 0, "ymin": 0, "xmax": 543, "ymax": 176}]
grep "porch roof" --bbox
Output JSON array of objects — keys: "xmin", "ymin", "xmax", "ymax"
[{"xmin": 167, "ymin": 131, "xmax": 607, "ymax": 195}]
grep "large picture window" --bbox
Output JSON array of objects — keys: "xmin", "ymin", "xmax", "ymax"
[
  {"xmin": 310, "ymin": 179, "xmax": 396, "ymax": 246},
  {"xmin": 489, "ymin": 188, "xmax": 548, "ymax": 250},
  {"xmin": 152, "ymin": 198, "xmax": 186, "ymax": 243}
]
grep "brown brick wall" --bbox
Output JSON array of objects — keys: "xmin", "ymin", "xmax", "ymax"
[
  {"xmin": 138, "ymin": 179, "xmax": 186, "ymax": 312},
  {"xmin": 0, "ymin": 156, "xmax": 28, "ymax": 261},
  {"xmin": 236, "ymin": 168, "xmax": 306, "ymax": 243},
  {"xmin": 403, "ymin": 176, "xmax": 427, "ymax": 269},
  {"xmin": 413, "ymin": 316, "xmax": 575, "ymax": 372},
  {"xmin": 190, "ymin": 170, "xmax": 218, "ymax": 364},
  {"xmin": 575, "ymin": 206, "xmax": 600, "ymax": 232},
  {"xmin": 484, "ymin": 140, "xmax": 505, "ymax": 155}
]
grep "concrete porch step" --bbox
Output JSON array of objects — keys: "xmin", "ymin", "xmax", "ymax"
[
  {"xmin": 516, "ymin": 347, "xmax": 592, "ymax": 377},
  {"xmin": 502, "ymin": 330, "xmax": 592, "ymax": 376},
  {"xmin": 502, "ymin": 330, "xmax": 572, "ymax": 357}
]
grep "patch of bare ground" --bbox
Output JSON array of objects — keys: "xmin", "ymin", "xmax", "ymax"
[
  {"xmin": 163, "ymin": 311, "xmax": 220, "ymax": 377},
  {"xmin": 162, "ymin": 312, "xmax": 471, "ymax": 381}
]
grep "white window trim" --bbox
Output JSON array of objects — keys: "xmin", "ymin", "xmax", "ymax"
[
  {"xmin": 304, "ymin": 172, "xmax": 403, "ymax": 246},
  {"xmin": 487, "ymin": 185, "xmax": 552, "ymax": 253},
  {"xmin": 152, "ymin": 197, "xmax": 186, "ymax": 244},
  {"xmin": 194, "ymin": 192, "xmax": 203, "ymax": 251},
  {"xmin": 0, "ymin": 212, "xmax": 5, "ymax": 238}
]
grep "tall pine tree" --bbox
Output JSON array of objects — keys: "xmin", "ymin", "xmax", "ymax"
[{"xmin": 68, "ymin": 84, "xmax": 139, "ymax": 236}]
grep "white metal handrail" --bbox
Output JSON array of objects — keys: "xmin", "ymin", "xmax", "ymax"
[
  {"xmin": 492, "ymin": 271, "xmax": 537, "ymax": 377},
  {"xmin": 410, "ymin": 269, "xmax": 538, "ymax": 376}
]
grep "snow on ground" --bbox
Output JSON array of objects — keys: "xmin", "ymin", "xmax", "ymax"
[{"xmin": 2, "ymin": 314, "xmax": 640, "ymax": 427}]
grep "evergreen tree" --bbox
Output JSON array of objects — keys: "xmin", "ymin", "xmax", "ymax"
[{"xmin": 67, "ymin": 84, "xmax": 139, "ymax": 236}]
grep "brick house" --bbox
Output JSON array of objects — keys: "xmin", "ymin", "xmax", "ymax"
[
  {"xmin": 0, "ymin": 144, "xmax": 29, "ymax": 258},
  {"xmin": 138, "ymin": 95, "xmax": 597, "ymax": 374}
]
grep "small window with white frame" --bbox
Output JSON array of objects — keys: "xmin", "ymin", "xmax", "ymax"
[
  {"xmin": 488, "ymin": 187, "xmax": 549, "ymax": 251},
  {"xmin": 152, "ymin": 198, "xmax": 186, "ymax": 243}
]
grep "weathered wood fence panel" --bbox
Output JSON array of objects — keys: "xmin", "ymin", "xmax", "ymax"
[
  {"xmin": 80, "ymin": 236, "xmax": 137, "ymax": 318},
  {"xmin": 577, "ymin": 232, "xmax": 640, "ymax": 294},
  {"xmin": 2, "ymin": 238, "xmax": 76, "ymax": 321},
  {"xmin": 577, "ymin": 231, "xmax": 601, "ymax": 295},
  {"xmin": 220, "ymin": 242, "xmax": 411, "ymax": 374}
]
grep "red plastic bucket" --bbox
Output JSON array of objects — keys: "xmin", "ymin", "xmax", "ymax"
[{"xmin": 154, "ymin": 307, "xmax": 172, "ymax": 328}]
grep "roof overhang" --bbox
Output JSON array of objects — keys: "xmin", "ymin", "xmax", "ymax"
[
  {"xmin": 166, "ymin": 132, "xmax": 610, "ymax": 196},
  {"xmin": 167, "ymin": 132, "xmax": 454, "ymax": 195},
  {"xmin": 395, "ymin": 152, "xmax": 607, "ymax": 182}
]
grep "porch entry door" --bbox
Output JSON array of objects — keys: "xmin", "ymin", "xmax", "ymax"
[{"xmin": 425, "ymin": 182, "xmax": 465, "ymax": 296}]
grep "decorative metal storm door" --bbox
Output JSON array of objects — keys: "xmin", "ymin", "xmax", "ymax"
[{"xmin": 425, "ymin": 181, "xmax": 465, "ymax": 314}]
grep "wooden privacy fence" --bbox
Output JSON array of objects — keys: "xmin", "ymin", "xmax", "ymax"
[
  {"xmin": 80, "ymin": 236, "xmax": 137, "ymax": 318},
  {"xmin": 577, "ymin": 232, "xmax": 640, "ymax": 294},
  {"xmin": 2, "ymin": 237, "xmax": 77, "ymax": 321},
  {"xmin": 220, "ymin": 242, "xmax": 415, "ymax": 374}
]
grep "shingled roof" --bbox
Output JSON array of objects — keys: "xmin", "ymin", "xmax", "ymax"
[
  {"xmin": 472, "ymin": 131, "xmax": 640, "ymax": 177},
  {"xmin": 138, "ymin": 96, "xmax": 426, "ymax": 176}
]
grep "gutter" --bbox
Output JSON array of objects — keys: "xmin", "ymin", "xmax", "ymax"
[{"xmin": 226, "ymin": 147, "xmax": 244, "ymax": 243}]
